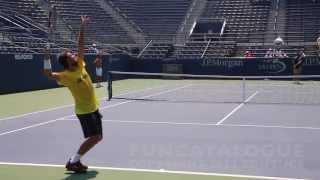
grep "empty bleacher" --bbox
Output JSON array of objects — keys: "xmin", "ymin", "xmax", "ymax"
[
  {"xmin": 0, "ymin": 0, "xmax": 49, "ymax": 53},
  {"xmin": 175, "ymin": 41, "xmax": 236, "ymax": 59},
  {"xmin": 201, "ymin": 0, "xmax": 271, "ymax": 42},
  {"xmin": 0, "ymin": 0, "xmax": 47, "ymax": 25},
  {"xmin": 140, "ymin": 42, "xmax": 173, "ymax": 59},
  {"xmin": 285, "ymin": 0, "xmax": 320, "ymax": 43},
  {"xmin": 0, "ymin": 41, "xmax": 33, "ymax": 54},
  {"xmin": 49, "ymin": 0, "xmax": 133, "ymax": 44},
  {"xmin": 110, "ymin": 0, "xmax": 192, "ymax": 40},
  {"xmin": 0, "ymin": 0, "xmax": 133, "ymax": 54},
  {"xmin": 0, "ymin": 0, "xmax": 319, "ymax": 58},
  {"xmin": 138, "ymin": 0, "xmax": 272, "ymax": 59}
]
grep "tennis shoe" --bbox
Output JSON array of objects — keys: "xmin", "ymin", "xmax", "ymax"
[
  {"xmin": 77, "ymin": 161, "xmax": 88, "ymax": 170},
  {"xmin": 66, "ymin": 160, "xmax": 87, "ymax": 173}
]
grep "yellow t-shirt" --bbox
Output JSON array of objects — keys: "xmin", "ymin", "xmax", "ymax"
[{"xmin": 57, "ymin": 58, "xmax": 99, "ymax": 115}]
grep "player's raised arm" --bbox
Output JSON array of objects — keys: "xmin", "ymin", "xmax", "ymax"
[
  {"xmin": 77, "ymin": 15, "xmax": 90, "ymax": 61},
  {"xmin": 43, "ymin": 46, "xmax": 60, "ymax": 81}
]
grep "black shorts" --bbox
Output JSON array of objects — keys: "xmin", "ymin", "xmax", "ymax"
[{"xmin": 76, "ymin": 110, "xmax": 103, "ymax": 138}]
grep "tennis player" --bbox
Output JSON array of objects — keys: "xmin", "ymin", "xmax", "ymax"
[
  {"xmin": 92, "ymin": 44, "xmax": 103, "ymax": 88},
  {"xmin": 43, "ymin": 15, "xmax": 103, "ymax": 173},
  {"xmin": 293, "ymin": 48, "xmax": 306, "ymax": 84}
]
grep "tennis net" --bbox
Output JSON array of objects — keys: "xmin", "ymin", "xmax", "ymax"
[{"xmin": 107, "ymin": 71, "xmax": 320, "ymax": 105}]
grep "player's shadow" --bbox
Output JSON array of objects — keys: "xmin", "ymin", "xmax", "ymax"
[{"xmin": 62, "ymin": 170, "xmax": 99, "ymax": 180}]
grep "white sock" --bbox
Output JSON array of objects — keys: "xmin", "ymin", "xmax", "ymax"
[{"xmin": 70, "ymin": 154, "xmax": 82, "ymax": 163}]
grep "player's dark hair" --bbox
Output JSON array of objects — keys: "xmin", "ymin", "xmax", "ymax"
[{"xmin": 58, "ymin": 52, "xmax": 69, "ymax": 69}]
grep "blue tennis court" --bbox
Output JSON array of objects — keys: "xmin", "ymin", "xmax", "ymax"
[{"xmin": 0, "ymin": 80, "xmax": 319, "ymax": 180}]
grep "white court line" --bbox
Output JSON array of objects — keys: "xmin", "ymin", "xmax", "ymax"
[
  {"xmin": 0, "ymin": 85, "xmax": 191, "ymax": 136},
  {"xmin": 0, "ymin": 84, "xmax": 169, "ymax": 121},
  {"xmin": 61, "ymin": 119, "xmax": 320, "ymax": 131},
  {"xmin": 0, "ymin": 162, "xmax": 309, "ymax": 180},
  {"xmin": 221, "ymin": 123, "xmax": 320, "ymax": 131},
  {"xmin": 0, "ymin": 104, "xmax": 75, "ymax": 122},
  {"xmin": 216, "ymin": 91, "xmax": 259, "ymax": 125},
  {"xmin": 0, "ymin": 116, "xmax": 71, "ymax": 137}
]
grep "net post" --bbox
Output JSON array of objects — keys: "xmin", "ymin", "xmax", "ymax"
[
  {"xmin": 107, "ymin": 71, "xmax": 112, "ymax": 101},
  {"xmin": 242, "ymin": 77, "xmax": 246, "ymax": 103}
]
